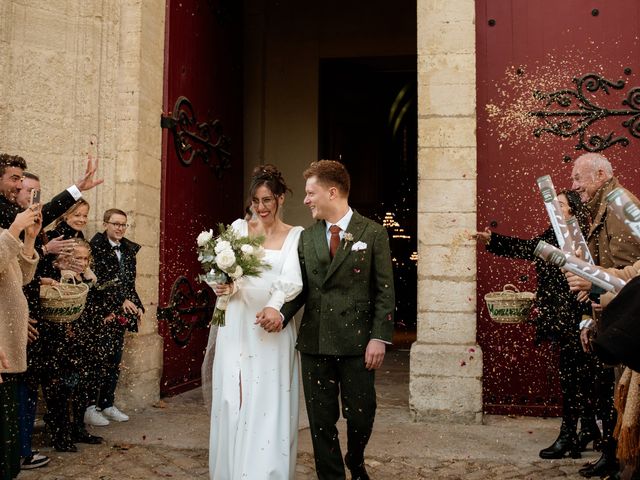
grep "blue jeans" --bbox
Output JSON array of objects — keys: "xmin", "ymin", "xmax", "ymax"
[{"xmin": 17, "ymin": 380, "xmax": 38, "ymax": 458}]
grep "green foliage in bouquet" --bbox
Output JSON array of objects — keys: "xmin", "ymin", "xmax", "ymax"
[{"xmin": 196, "ymin": 223, "xmax": 270, "ymax": 325}]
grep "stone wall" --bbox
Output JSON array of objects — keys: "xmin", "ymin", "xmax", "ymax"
[
  {"xmin": 0, "ymin": 0, "xmax": 165, "ymax": 411},
  {"xmin": 411, "ymin": 0, "xmax": 482, "ymax": 423}
]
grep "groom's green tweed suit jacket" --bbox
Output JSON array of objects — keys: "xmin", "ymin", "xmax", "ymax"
[{"xmin": 282, "ymin": 211, "xmax": 395, "ymax": 355}]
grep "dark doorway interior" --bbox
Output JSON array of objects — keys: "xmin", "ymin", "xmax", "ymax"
[{"xmin": 318, "ymin": 56, "xmax": 417, "ymax": 347}]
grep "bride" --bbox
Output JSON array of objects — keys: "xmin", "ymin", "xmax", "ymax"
[{"xmin": 206, "ymin": 164, "xmax": 303, "ymax": 480}]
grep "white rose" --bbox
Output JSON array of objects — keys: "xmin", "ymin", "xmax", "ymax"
[
  {"xmin": 255, "ymin": 246, "xmax": 266, "ymax": 259},
  {"xmin": 196, "ymin": 229, "xmax": 213, "ymax": 247},
  {"xmin": 240, "ymin": 244, "xmax": 254, "ymax": 255},
  {"xmin": 229, "ymin": 265, "xmax": 243, "ymax": 279},
  {"xmin": 215, "ymin": 240, "xmax": 231, "ymax": 254},
  {"xmin": 215, "ymin": 249, "xmax": 236, "ymax": 270}
]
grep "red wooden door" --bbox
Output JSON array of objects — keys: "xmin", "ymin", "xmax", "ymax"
[
  {"xmin": 476, "ymin": 0, "xmax": 640, "ymax": 415},
  {"xmin": 158, "ymin": 0, "xmax": 243, "ymax": 396}
]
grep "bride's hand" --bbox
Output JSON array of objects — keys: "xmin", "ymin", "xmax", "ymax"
[
  {"xmin": 213, "ymin": 283, "xmax": 233, "ymax": 296},
  {"xmin": 255, "ymin": 307, "xmax": 283, "ymax": 332}
]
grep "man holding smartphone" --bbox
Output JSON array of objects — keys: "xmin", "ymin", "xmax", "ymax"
[{"xmin": 0, "ymin": 153, "xmax": 103, "ymax": 230}]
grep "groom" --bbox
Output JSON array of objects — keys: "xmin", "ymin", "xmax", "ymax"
[{"xmin": 281, "ymin": 160, "xmax": 395, "ymax": 480}]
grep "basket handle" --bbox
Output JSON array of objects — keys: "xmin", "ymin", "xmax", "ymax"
[
  {"xmin": 502, "ymin": 283, "xmax": 520, "ymax": 293},
  {"xmin": 60, "ymin": 271, "xmax": 78, "ymax": 285},
  {"xmin": 46, "ymin": 285, "xmax": 65, "ymax": 299}
]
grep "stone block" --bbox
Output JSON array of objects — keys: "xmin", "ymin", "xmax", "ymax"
[
  {"xmin": 137, "ymin": 150, "xmax": 163, "ymax": 189},
  {"xmin": 418, "ymin": 147, "xmax": 476, "ymax": 180},
  {"xmin": 418, "ymin": 212, "xmax": 477, "ymax": 246},
  {"xmin": 131, "ymin": 213, "xmax": 160, "ymax": 248},
  {"xmin": 116, "ymin": 117, "xmax": 142, "ymax": 153},
  {"xmin": 116, "ymin": 331, "xmax": 163, "ymax": 410},
  {"xmin": 116, "ymin": 367, "xmax": 162, "ymax": 411},
  {"xmin": 417, "ymin": 277, "xmax": 475, "ymax": 312},
  {"xmin": 418, "ymin": 117, "xmax": 476, "ymax": 149},
  {"xmin": 122, "ymin": 330, "xmax": 164, "ymax": 373},
  {"xmin": 410, "ymin": 342, "xmax": 482, "ymax": 377},
  {"xmin": 134, "ymin": 182, "xmax": 161, "ymax": 215},
  {"xmin": 409, "ymin": 342, "xmax": 483, "ymax": 423},
  {"xmin": 419, "ymin": 22, "xmax": 475, "ymax": 57},
  {"xmin": 136, "ymin": 245, "xmax": 159, "ymax": 276},
  {"xmin": 417, "ymin": 0, "xmax": 475, "ymax": 26},
  {"xmin": 20, "ymin": 5, "xmax": 70, "ymax": 51},
  {"xmin": 418, "ymin": 53, "xmax": 475, "ymax": 86},
  {"xmin": 115, "ymin": 151, "xmax": 139, "ymax": 183},
  {"xmin": 416, "ymin": 311, "xmax": 477, "ymax": 344},
  {"xmin": 419, "ymin": 244, "xmax": 475, "ymax": 278},
  {"xmin": 419, "ymin": 81, "xmax": 475, "ymax": 117},
  {"xmin": 418, "ymin": 178, "xmax": 476, "ymax": 213},
  {"xmin": 136, "ymin": 275, "xmax": 159, "ymax": 308},
  {"xmin": 138, "ymin": 305, "xmax": 159, "ymax": 336}
]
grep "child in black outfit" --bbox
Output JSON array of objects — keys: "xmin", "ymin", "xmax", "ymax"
[{"xmin": 83, "ymin": 208, "xmax": 143, "ymax": 427}]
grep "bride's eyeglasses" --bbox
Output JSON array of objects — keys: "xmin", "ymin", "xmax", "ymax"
[{"xmin": 251, "ymin": 196, "xmax": 275, "ymax": 208}]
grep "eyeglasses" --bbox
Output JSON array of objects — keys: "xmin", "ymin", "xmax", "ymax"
[
  {"xmin": 106, "ymin": 222, "xmax": 129, "ymax": 229},
  {"xmin": 251, "ymin": 196, "xmax": 275, "ymax": 207}
]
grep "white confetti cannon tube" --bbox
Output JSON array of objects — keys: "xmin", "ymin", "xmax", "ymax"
[
  {"xmin": 537, "ymin": 175, "xmax": 573, "ymax": 253},
  {"xmin": 534, "ymin": 240, "xmax": 627, "ymax": 293},
  {"xmin": 606, "ymin": 187, "xmax": 640, "ymax": 240},
  {"xmin": 566, "ymin": 216, "xmax": 595, "ymax": 265}
]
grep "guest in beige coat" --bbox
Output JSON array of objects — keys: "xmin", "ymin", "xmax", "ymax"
[{"xmin": 0, "ymin": 205, "xmax": 41, "ymax": 480}]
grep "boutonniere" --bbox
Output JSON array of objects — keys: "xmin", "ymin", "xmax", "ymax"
[
  {"xmin": 351, "ymin": 241, "xmax": 367, "ymax": 252},
  {"xmin": 342, "ymin": 232, "xmax": 354, "ymax": 250}
]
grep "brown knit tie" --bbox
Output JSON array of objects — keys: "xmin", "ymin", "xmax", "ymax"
[{"xmin": 329, "ymin": 225, "xmax": 341, "ymax": 259}]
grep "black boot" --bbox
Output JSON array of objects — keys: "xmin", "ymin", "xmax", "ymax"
[
  {"xmin": 539, "ymin": 428, "xmax": 581, "ymax": 459},
  {"xmin": 578, "ymin": 418, "xmax": 602, "ymax": 451},
  {"xmin": 578, "ymin": 441, "xmax": 618, "ymax": 478}
]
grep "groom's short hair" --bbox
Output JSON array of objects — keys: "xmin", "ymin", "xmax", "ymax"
[{"xmin": 303, "ymin": 160, "xmax": 350, "ymax": 195}]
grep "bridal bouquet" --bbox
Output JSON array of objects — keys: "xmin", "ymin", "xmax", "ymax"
[{"xmin": 197, "ymin": 224, "xmax": 269, "ymax": 326}]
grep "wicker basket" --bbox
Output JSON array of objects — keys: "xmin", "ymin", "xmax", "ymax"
[
  {"xmin": 40, "ymin": 274, "xmax": 89, "ymax": 323},
  {"xmin": 484, "ymin": 284, "xmax": 535, "ymax": 324}
]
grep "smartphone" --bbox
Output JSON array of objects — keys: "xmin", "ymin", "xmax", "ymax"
[{"xmin": 29, "ymin": 189, "xmax": 41, "ymax": 206}]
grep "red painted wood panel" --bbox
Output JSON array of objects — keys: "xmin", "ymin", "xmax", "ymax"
[
  {"xmin": 476, "ymin": 0, "xmax": 640, "ymax": 415},
  {"xmin": 159, "ymin": 0, "xmax": 243, "ymax": 395}
]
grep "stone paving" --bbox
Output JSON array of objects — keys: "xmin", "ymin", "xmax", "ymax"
[{"xmin": 19, "ymin": 351, "xmax": 594, "ymax": 479}]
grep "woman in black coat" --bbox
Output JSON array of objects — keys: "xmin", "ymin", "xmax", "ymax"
[{"xmin": 476, "ymin": 190, "xmax": 600, "ymax": 459}]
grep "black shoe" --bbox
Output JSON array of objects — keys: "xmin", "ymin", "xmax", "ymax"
[
  {"xmin": 21, "ymin": 454, "xmax": 51, "ymax": 470},
  {"xmin": 578, "ymin": 453, "xmax": 619, "ymax": 478},
  {"xmin": 72, "ymin": 429, "xmax": 103, "ymax": 444},
  {"xmin": 578, "ymin": 423, "xmax": 602, "ymax": 452},
  {"xmin": 539, "ymin": 430, "xmax": 581, "ymax": 459},
  {"xmin": 348, "ymin": 465, "xmax": 370, "ymax": 480},
  {"xmin": 53, "ymin": 435, "xmax": 78, "ymax": 453}
]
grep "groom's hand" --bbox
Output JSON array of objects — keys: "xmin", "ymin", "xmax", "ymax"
[
  {"xmin": 255, "ymin": 307, "xmax": 283, "ymax": 333},
  {"xmin": 364, "ymin": 340, "xmax": 386, "ymax": 370}
]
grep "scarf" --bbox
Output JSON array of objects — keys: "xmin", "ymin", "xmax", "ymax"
[{"xmin": 614, "ymin": 367, "xmax": 640, "ymax": 468}]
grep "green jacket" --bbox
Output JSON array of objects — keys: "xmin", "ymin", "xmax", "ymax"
[{"xmin": 281, "ymin": 211, "xmax": 395, "ymax": 355}]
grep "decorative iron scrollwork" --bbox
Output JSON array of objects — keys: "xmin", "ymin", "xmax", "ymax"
[
  {"xmin": 529, "ymin": 72, "xmax": 640, "ymax": 153},
  {"xmin": 157, "ymin": 276, "xmax": 214, "ymax": 347},
  {"xmin": 161, "ymin": 96, "xmax": 231, "ymax": 179}
]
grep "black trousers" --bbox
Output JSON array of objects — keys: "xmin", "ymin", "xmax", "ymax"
[
  {"xmin": 97, "ymin": 324, "xmax": 125, "ymax": 410},
  {"xmin": 0, "ymin": 374, "xmax": 20, "ymax": 480},
  {"xmin": 558, "ymin": 333, "xmax": 600, "ymax": 430},
  {"xmin": 38, "ymin": 321, "xmax": 77, "ymax": 442},
  {"xmin": 300, "ymin": 353, "xmax": 376, "ymax": 480}
]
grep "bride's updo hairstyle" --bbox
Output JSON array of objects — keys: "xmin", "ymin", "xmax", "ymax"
[{"xmin": 245, "ymin": 164, "xmax": 292, "ymax": 218}]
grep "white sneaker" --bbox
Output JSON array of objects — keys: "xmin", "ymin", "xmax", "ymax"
[
  {"xmin": 101, "ymin": 405, "xmax": 129, "ymax": 422},
  {"xmin": 21, "ymin": 453, "xmax": 50, "ymax": 469},
  {"xmin": 84, "ymin": 405, "xmax": 110, "ymax": 426}
]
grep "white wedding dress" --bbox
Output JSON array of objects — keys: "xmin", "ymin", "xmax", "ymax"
[{"xmin": 209, "ymin": 219, "xmax": 303, "ymax": 480}]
